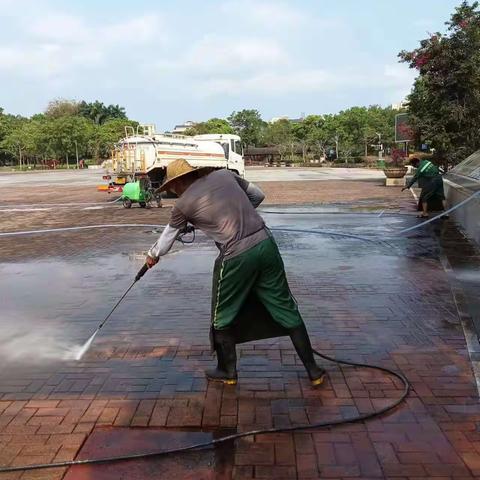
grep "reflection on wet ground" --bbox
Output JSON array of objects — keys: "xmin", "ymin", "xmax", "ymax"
[
  {"xmin": 434, "ymin": 221, "xmax": 480, "ymax": 383},
  {"xmin": 0, "ymin": 242, "xmax": 215, "ymax": 366},
  {"xmin": 0, "ymin": 208, "xmax": 466, "ymax": 373}
]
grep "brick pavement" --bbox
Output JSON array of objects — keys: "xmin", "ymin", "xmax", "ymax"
[
  {"xmin": 0, "ymin": 179, "xmax": 413, "ymax": 235},
  {"xmin": 1, "ymin": 180, "xmax": 480, "ymax": 479}
]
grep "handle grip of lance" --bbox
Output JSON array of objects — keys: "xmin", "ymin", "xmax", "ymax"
[{"xmin": 135, "ymin": 263, "xmax": 149, "ymax": 282}]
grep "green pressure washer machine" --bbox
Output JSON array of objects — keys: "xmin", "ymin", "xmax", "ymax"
[{"xmin": 121, "ymin": 177, "xmax": 162, "ymax": 209}]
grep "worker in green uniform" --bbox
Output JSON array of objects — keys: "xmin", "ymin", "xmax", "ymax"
[
  {"xmin": 402, "ymin": 157, "xmax": 448, "ymax": 218},
  {"xmin": 145, "ymin": 159, "xmax": 326, "ymax": 387}
]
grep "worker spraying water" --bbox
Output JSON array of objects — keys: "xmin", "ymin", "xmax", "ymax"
[{"xmin": 144, "ymin": 160, "xmax": 326, "ymax": 387}]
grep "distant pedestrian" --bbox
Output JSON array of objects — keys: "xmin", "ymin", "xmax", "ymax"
[{"xmin": 402, "ymin": 157, "xmax": 448, "ymax": 218}]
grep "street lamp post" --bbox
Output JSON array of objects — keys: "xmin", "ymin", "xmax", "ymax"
[{"xmin": 376, "ymin": 132, "xmax": 383, "ymax": 162}]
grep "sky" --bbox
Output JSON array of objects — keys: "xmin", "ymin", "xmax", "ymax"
[{"xmin": 0, "ymin": 0, "xmax": 462, "ymax": 130}]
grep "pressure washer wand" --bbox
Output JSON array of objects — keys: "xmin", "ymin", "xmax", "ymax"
[
  {"xmin": 75, "ymin": 263, "xmax": 149, "ymax": 360},
  {"xmin": 100, "ymin": 264, "xmax": 150, "ymax": 330}
]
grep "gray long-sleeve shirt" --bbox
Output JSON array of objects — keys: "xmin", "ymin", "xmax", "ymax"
[{"xmin": 148, "ymin": 169, "xmax": 266, "ymax": 259}]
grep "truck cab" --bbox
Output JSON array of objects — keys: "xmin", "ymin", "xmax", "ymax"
[{"xmin": 193, "ymin": 134, "xmax": 245, "ymax": 177}]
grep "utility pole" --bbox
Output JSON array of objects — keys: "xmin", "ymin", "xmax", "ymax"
[
  {"xmin": 75, "ymin": 140, "xmax": 79, "ymax": 169},
  {"xmin": 334, "ymin": 133, "xmax": 339, "ymax": 162}
]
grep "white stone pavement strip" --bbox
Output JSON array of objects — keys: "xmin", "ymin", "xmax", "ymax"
[{"xmin": 246, "ymin": 167, "xmax": 385, "ymax": 182}]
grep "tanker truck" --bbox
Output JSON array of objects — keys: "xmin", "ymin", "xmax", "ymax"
[{"xmin": 101, "ymin": 124, "xmax": 244, "ymax": 206}]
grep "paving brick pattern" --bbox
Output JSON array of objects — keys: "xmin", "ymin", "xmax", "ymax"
[
  {"xmin": 1, "ymin": 181, "xmax": 479, "ymax": 479},
  {"xmin": 0, "ymin": 179, "xmax": 413, "ymax": 235}
]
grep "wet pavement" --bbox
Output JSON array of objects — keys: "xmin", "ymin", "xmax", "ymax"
[
  {"xmin": 64, "ymin": 427, "xmax": 235, "ymax": 480},
  {"xmin": 1, "ymin": 206, "xmax": 480, "ymax": 479}
]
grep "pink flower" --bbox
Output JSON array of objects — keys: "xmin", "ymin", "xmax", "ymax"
[{"xmin": 414, "ymin": 53, "xmax": 430, "ymax": 69}]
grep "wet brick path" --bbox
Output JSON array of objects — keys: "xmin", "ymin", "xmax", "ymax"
[{"xmin": 1, "ymin": 205, "xmax": 480, "ymax": 479}]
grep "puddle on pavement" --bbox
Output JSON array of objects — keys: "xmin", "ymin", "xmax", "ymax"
[{"xmin": 0, "ymin": 244, "xmax": 216, "ymax": 366}]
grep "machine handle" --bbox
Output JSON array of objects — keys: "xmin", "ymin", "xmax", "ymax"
[{"xmin": 135, "ymin": 264, "xmax": 149, "ymax": 282}]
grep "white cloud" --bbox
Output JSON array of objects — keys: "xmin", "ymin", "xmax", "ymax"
[
  {"xmin": 222, "ymin": 0, "xmax": 307, "ymax": 28},
  {"xmin": 0, "ymin": 41, "xmax": 102, "ymax": 79},
  {"xmin": 192, "ymin": 63, "xmax": 417, "ymax": 99},
  {"xmin": 27, "ymin": 11, "xmax": 162, "ymax": 46},
  {"xmin": 382, "ymin": 64, "xmax": 417, "ymax": 99},
  {"xmin": 29, "ymin": 13, "xmax": 88, "ymax": 43},
  {"xmin": 0, "ymin": 8, "xmax": 165, "ymax": 80},
  {"xmin": 184, "ymin": 36, "xmax": 288, "ymax": 71},
  {"xmin": 103, "ymin": 14, "xmax": 163, "ymax": 45},
  {"xmin": 383, "ymin": 64, "xmax": 416, "ymax": 85},
  {"xmin": 195, "ymin": 69, "xmax": 331, "ymax": 96},
  {"xmin": 0, "ymin": 43, "xmax": 102, "ymax": 78}
]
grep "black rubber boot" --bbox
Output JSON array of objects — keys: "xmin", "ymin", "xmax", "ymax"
[
  {"xmin": 206, "ymin": 329, "xmax": 238, "ymax": 385},
  {"xmin": 289, "ymin": 324, "xmax": 326, "ymax": 387}
]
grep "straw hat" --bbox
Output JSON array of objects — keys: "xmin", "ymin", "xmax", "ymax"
[{"xmin": 159, "ymin": 159, "xmax": 209, "ymax": 192}]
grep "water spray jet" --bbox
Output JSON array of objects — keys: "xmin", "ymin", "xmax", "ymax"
[{"xmin": 75, "ymin": 263, "xmax": 149, "ymax": 361}]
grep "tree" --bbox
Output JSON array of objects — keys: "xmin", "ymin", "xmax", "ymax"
[
  {"xmin": 1, "ymin": 120, "xmax": 31, "ymax": 167},
  {"xmin": 228, "ymin": 109, "xmax": 266, "ymax": 147},
  {"xmin": 263, "ymin": 119, "xmax": 293, "ymax": 146},
  {"xmin": 78, "ymin": 100, "xmax": 127, "ymax": 125},
  {"xmin": 106, "ymin": 104, "xmax": 127, "ymax": 120},
  {"xmin": 45, "ymin": 99, "xmax": 80, "ymax": 118},
  {"xmin": 0, "ymin": 116, "xmax": 62, "ymax": 167},
  {"xmin": 1, "ymin": 101, "xmax": 136, "ymax": 166},
  {"xmin": 0, "ymin": 110, "xmax": 25, "ymax": 142},
  {"xmin": 299, "ymin": 115, "xmax": 329, "ymax": 160},
  {"xmin": 0, "ymin": 100, "xmax": 401, "ymax": 167},
  {"xmin": 89, "ymin": 118, "xmax": 138, "ymax": 161},
  {"xmin": 291, "ymin": 118, "xmax": 315, "ymax": 162},
  {"xmin": 399, "ymin": 0, "xmax": 480, "ymax": 165},
  {"xmin": 262, "ymin": 119, "xmax": 294, "ymax": 161},
  {"xmin": 47, "ymin": 116, "xmax": 94, "ymax": 165},
  {"xmin": 185, "ymin": 118, "xmax": 234, "ymax": 135}
]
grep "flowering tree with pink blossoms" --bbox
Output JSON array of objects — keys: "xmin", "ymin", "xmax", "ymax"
[{"xmin": 399, "ymin": 1, "xmax": 480, "ymax": 166}]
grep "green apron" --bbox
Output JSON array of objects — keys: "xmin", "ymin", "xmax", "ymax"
[{"xmin": 210, "ymin": 235, "xmax": 303, "ymax": 348}]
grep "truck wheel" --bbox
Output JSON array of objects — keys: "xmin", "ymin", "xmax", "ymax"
[
  {"xmin": 139, "ymin": 202, "xmax": 147, "ymax": 208},
  {"xmin": 123, "ymin": 199, "xmax": 132, "ymax": 209},
  {"xmin": 151, "ymin": 192, "xmax": 162, "ymax": 208}
]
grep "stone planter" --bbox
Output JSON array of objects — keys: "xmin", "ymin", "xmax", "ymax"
[
  {"xmin": 383, "ymin": 167, "xmax": 407, "ymax": 186},
  {"xmin": 383, "ymin": 167, "xmax": 407, "ymax": 178}
]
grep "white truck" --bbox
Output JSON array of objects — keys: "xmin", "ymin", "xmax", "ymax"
[{"xmin": 103, "ymin": 124, "xmax": 244, "ymax": 193}]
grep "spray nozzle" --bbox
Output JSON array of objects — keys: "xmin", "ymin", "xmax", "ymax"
[{"xmin": 135, "ymin": 264, "xmax": 149, "ymax": 281}]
